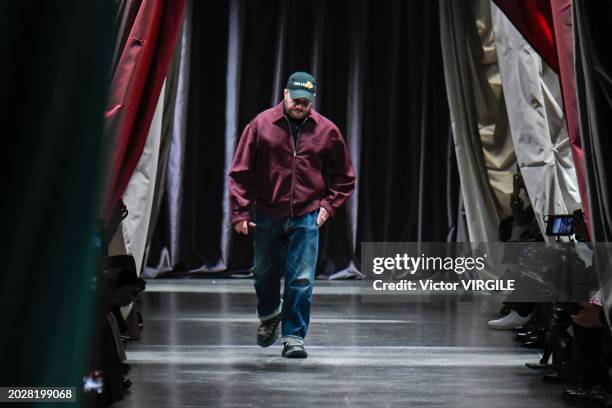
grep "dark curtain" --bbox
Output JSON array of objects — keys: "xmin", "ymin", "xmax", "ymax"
[
  {"xmin": 111, "ymin": 0, "xmax": 142, "ymax": 73},
  {"xmin": 574, "ymin": 0, "xmax": 612, "ymax": 325},
  {"xmin": 0, "ymin": 0, "xmax": 115, "ymax": 386},
  {"xmin": 146, "ymin": 0, "xmax": 459, "ymax": 278},
  {"xmin": 574, "ymin": 0, "xmax": 612, "ymax": 243}
]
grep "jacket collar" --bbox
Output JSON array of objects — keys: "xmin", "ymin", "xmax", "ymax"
[{"xmin": 271, "ymin": 101, "xmax": 319, "ymax": 125}]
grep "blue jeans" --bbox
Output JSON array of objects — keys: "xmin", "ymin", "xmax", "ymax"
[{"xmin": 252, "ymin": 210, "xmax": 319, "ymax": 344}]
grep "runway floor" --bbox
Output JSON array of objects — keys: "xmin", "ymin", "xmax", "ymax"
[{"xmin": 112, "ymin": 279, "xmax": 573, "ymax": 408}]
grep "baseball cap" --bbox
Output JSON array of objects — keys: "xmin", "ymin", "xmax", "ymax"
[{"xmin": 286, "ymin": 72, "xmax": 316, "ymax": 101}]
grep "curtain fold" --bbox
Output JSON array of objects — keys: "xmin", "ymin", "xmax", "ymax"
[
  {"xmin": 102, "ymin": 0, "xmax": 186, "ymax": 222},
  {"xmin": 573, "ymin": 0, "xmax": 612, "ymax": 324},
  {"xmin": 338, "ymin": 0, "xmax": 366, "ymax": 278},
  {"xmin": 147, "ymin": 0, "xmax": 230, "ymax": 275},
  {"xmin": 550, "ymin": 0, "xmax": 591, "ymax": 238},
  {"xmin": 492, "ymin": 2, "xmax": 581, "ymax": 240},
  {"xmin": 491, "ymin": 0, "xmax": 559, "ymax": 73},
  {"xmin": 111, "ymin": 0, "xmax": 142, "ymax": 74},
  {"xmin": 121, "ymin": 81, "xmax": 165, "ymax": 276},
  {"xmin": 223, "ymin": 0, "xmax": 244, "ymax": 272},
  {"xmin": 493, "ymin": 0, "xmax": 591, "ymax": 237},
  {"xmin": 144, "ymin": 1, "xmax": 192, "ymax": 273},
  {"xmin": 0, "ymin": 0, "xmax": 115, "ymax": 386},
  {"xmin": 472, "ymin": 0, "xmax": 518, "ymax": 219},
  {"xmin": 146, "ymin": 0, "xmax": 459, "ymax": 277},
  {"xmin": 439, "ymin": 0, "xmax": 509, "ymax": 243},
  {"xmin": 574, "ymin": 0, "xmax": 612, "ymax": 243}
]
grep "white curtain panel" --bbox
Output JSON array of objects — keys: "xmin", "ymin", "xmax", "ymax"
[
  {"xmin": 491, "ymin": 2, "xmax": 581, "ymax": 239},
  {"xmin": 121, "ymin": 81, "xmax": 166, "ymax": 276},
  {"xmin": 440, "ymin": 0, "xmax": 500, "ymax": 242}
]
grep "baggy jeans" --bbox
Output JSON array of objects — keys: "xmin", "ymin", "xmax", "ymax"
[{"xmin": 252, "ymin": 209, "xmax": 319, "ymax": 345}]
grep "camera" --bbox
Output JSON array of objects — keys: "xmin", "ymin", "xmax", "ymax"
[
  {"xmin": 545, "ymin": 215, "xmax": 574, "ymax": 236},
  {"xmin": 543, "ymin": 209, "xmax": 588, "ymax": 241}
]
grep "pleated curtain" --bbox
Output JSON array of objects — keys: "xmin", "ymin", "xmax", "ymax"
[
  {"xmin": 439, "ymin": 0, "xmax": 518, "ymax": 243},
  {"xmin": 492, "ymin": 2, "xmax": 582, "ymax": 241}
]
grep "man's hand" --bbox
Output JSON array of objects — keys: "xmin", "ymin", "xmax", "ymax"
[
  {"xmin": 317, "ymin": 207, "xmax": 329, "ymax": 228},
  {"xmin": 234, "ymin": 220, "xmax": 256, "ymax": 235}
]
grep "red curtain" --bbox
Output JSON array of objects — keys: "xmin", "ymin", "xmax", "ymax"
[
  {"xmin": 492, "ymin": 0, "xmax": 559, "ymax": 73},
  {"xmin": 550, "ymin": 0, "xmax": 590, "ymax": 237},
  {"xmin": 102, "ymin": 0, "xmax": 186, "ymax": 221}
]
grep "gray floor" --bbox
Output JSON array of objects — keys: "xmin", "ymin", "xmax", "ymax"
[{"xmin": 113, "ymin": 279, "xmax": 572, "ymax": 408}]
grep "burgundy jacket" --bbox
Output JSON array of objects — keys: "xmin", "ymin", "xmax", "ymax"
[{"xmin": 229, "ymin": 102, "xmax": 356, "ymax": 224}]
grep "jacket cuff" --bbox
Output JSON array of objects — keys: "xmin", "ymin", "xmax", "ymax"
[
  {"xmin": 232, "ymin": 212, "xmax": 251, "ymax": 224},
  {"xmin": 319, "ymin": 200, "xmax": 335, "ymax": 218}
]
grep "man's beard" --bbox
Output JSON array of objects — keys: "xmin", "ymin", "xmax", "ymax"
[
  {"xmin": 284, "ymin": 100, "xmax": 309, "ymax": 119},
  {"xmin": 289, "ymin": 109, "xmax": 307, "ymax": 119}
]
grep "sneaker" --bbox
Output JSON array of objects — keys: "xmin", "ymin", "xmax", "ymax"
[
  {"xmin": 487, "ymin": 310, "xmax": 532, "ymax": 330},
  {"xmin": 256, "ymin": 315, "xmax": 281, "ymax": 347},
  {"xmin": 282, "ymin": 341, "xmax": 308, "ymax": 358}
]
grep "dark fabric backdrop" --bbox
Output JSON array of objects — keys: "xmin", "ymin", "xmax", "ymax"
[
  {"xmin": 146, "ymin": 0, "xmax": 460, "ymax": 278},
  {"xmin": 573, "ymin": 0, "xmax": 612, "ymax": 324},
  {"xmin": 574, "ymin": 0, "xmax": 612, "ymax": 243},
  {"xmin": 0, "ymin": 0, "xmax": 115, "ymax": 386}
]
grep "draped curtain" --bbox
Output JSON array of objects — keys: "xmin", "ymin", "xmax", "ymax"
[
  {"xmin": 439, "ymin": 0, "xmax": 517, "ymax": 244},
  {"xmin": 574, "ymin": 0, "xmax": 612, "ymax": 243},
  {"xmin": 0, "ymin": 0, "xmax": 115, "ymax": 387},
  {"xmin": 550, "ymin": 0, "xmax": 590, "ymax": 237},
  {"xmin": 492, "ymin": 2, "xmax": 582, "ymax": 241},
  {"xmin": 102, "ymin": 0, "xmax": 186, "ymax": 222},
  {"xmin": 145, "ymin": 0, "xmax": 460, "ymax": 278},
  {"xmin": 491, "ymin": 0, "xmax": 558, "ymax": 72},
  {"xmin": 494, "ymin": 0, "xmax": 591, "ymax": 238},
  {"xmin": 120, "ymin": 82, "xmax": 165, "ymax": 275},
  {"xmin": 573, "ymin": 0, "xmax": 612, "ymax": 324}
]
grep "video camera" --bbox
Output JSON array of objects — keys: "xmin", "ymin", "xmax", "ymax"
[{"xmin": 543, "ymin": 209, "xmax": 588, "ymax": 242}]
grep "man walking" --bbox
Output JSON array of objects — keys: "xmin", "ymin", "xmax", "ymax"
[{"xmin": 228, "ymin": 72, "xmax": 356, "ymax": 358}]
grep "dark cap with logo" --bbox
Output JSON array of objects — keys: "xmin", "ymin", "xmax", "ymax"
[{"xmin": 286, "ymin": 72, "xmax": 316, "ymax": 101}]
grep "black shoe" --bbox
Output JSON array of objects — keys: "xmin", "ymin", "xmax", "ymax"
[
  {"xmin": 282, "ymin": 342, "xmax": 308, "ymax": 358},
  {"xmin": 256, "ymin": 315, "xmax": 281, "ymax": 347},
  {"xmin": 514, "ymin": 324, "xmax": 547, "ymax": 334},
  {"xmin": 515, "ymin": 328, "xmax": 548, "ymax": 340}
]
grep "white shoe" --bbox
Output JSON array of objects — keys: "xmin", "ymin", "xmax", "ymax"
[{"xmin": 487, "ymin": 310, "xmax": 531, "ymax": 330}]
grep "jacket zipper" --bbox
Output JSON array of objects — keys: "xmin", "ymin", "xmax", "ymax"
[{"xmin": 285, "ymin": 116, "xmax": 308, "ymax": 218}]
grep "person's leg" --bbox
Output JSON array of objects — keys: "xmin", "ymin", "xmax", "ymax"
[
  {"xmin": 507, "ymin": 302, "xmax": 537, "ymax": 318},
  {"xmin": 281, "ymin": 210, "xmax": 319, "ymax": 345},
  {"xmin": 252, "ymin": 213, "xmax": 285, "ymax": 321}
]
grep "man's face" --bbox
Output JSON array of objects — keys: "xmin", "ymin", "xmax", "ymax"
[{"xmin": 284, "ymin": 89, "xmax": 312, "ymax": 120}]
